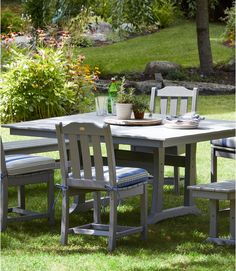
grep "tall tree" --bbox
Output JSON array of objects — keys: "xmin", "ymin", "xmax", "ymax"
[{"xmin": 196, "ymin": 0, "xmax": 213, "ymax": 75}]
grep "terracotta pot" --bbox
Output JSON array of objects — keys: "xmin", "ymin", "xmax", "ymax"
[
  {"xmin": 134, "ymin": 111, "xmax": 144, "ymax": 119},
  {"xmin": 116, "ymin": 103, "xmax": 132, "ymax": 120}
]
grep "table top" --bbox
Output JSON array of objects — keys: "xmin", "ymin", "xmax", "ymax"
[{"xmin": 2, "ymin": 112, "xmax": 235, "ymax": 148}]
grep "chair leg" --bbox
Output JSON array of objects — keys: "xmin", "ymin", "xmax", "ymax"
[
  {"xmin": 140, "ymin": 184, "xmax": 148, "ymax": 241},
  {"xmin": 108, "ymin": 191, "xmax": 117, "ymax": 252},
  {"xmin": 211, "ymin": 147, "xmax": 217, "ymax": 183},
  {"xmin": 47, "ymin": 172, "xmax": 55, "ymax": 225},
  {"xmin": 0, "ymin": 176, "xmax": 8, "ymax": 232},
  {"xmin": 230, "ymin": 200, "xmax": 235, "ymax": 240},
  {"xmin": 93, "ymin": 191, "xmax": 101, "ymax": 224},
  {"xmin": 17, "ymin": 185, "xmax": 25, "ymax": 209},
  {"xmin": 173, "ymin": 166, "xmax": 180, "ymax": 194},
  {"xmin": 61, "ymin": 190, "xmax": 69, "ymax": 245},
  {"xmin": 209, "ymin": 199, "xmax": 219, "ymax": 238}
]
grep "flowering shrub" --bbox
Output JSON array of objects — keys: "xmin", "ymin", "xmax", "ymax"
[
  {"xmin": 0, "ymin": 44, "xmax": 100, "ymax": 123},
  {"xmin": 222, "ymin": 3, "xmax": 235, "ymax": 48},
  {"xmin": 65, "ymin": 55, "xmax": 100, "ymax": 114}
]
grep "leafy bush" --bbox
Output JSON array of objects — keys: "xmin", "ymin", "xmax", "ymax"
[
  {"xmin": 175, "ymin": 0, "xmax": 219, "ymax": 18},
  {"xmin": 1, "ymin": 8, "xmax": 23, "ymax": 33},
  {"xmin": 0, "ymin": 45, "xmax": 99, "ymax": 123},
  {"xmin": 222, "ymin": 2, "xmax": 235, "ymax": 47},
  {"xmin": 22, "ymin": 0, "xmax": 55, "ymax": 28},
  {"xmin": 67, "ymin": 7, "xmax": 95, "ymax": 47},
  {"xmin": 111, "ymin": 0, "xmax": 155, "ymax": 31},
  {"xmin": 152, "ymin": 0, "xmax": 177, "ymax": 28}
]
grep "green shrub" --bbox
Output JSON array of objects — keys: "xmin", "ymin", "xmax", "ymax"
[
  {"xmin": 222, "ymin": 2, "xmax": 235, "ymax": 47},
  {"xmin": 175, "ymin": 0, "xmax": 219, "ymax": 18},
  {"xmin": 67, "ymin": 7, "xmax": 95, "ymax": 47},
  {"xmin": 111, "ymin": 0, "xmax": 155, "ymax": 31},
  {"xmin": 151, "ymin": 0, "xmax": 177, "ymax": 28},
  {"xmin": 1, "ymin": 8, "xmax": 23, "ymax": 33},
  {"xmin": 22, "ymin": 0, "xmax": 55, "ymax": 28},
  {"xmin": 0, "ymin": 45, "xmax": 99, "ymax": 123},
  {"xmin": 0, "ymin": 47, "xmax": 70, "ymax": 122}
]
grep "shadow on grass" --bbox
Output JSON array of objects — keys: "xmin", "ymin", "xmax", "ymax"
[{"xmin": 1, "ymin": 186, "xmax": 234, "ymax": 263}]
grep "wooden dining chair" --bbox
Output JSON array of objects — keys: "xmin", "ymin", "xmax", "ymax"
[
  {"xmin": 115, "ymin": 86, "xmax": 198, "ymax": 193},
  {"xmin": 0, "ymin": 137, "xmax": 55, "ymax": 231},
  {"xmin": 56, "ymin": 122, "xmax": 149, "ymax": 251}
]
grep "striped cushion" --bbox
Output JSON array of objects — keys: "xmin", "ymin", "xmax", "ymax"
[
  {"xmin": 211, "ymin": 137, "xmax": 236, "ymax": 149},
  {"xmin": 76, "ymin": 166, "xmax": 150, "ymax": 188},
  {"xmin": 5, "ymin": 154, "xmax": 56, "ymax": 175}
]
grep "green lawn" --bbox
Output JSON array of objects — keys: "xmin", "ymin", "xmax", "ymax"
[
  {"xmin": 1, "ymin": 95, "xmax": 235, "ymax": 271},
  {"xmin": 80, "ymin": 21, "xmax": 234, "ymax": 75}
]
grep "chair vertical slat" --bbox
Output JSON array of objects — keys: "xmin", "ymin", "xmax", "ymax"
[
  {"xmin": 170, "ymin": 97, "xmax": 178, "ymax": 116},
  {"xmin": 104, "ymin": 126, "xmax": 117, "ymax": 187},
  {"xmin": 149, "ymin": 87, "xmax": 157, "ymax": 113},
  {"xmin": 91, "ymin": 135, "xmax": 104, "ymax": 181},
  {"xmin": 80, "ymin": 134, "xmax": 92, "ymax": 179},
  {"xmin": 160, "ymin": 97, "xmax": 168, "ymax": 115},
  {"xmin": 68, "ymin": 134, "xmax": 81, "ymax": 179},
  {"xmin": 56, "ymin": 124, "xmax": 69, "ymax": 184},
  {"xmin": 180, "ymin": 97, "xmax": 188, "ymax": 115},
  {"xmin": 191, "ymin": 87, "xmax": 198, "ymax": 112},
  {"xmin": 91, "ymin": 135, "xmax": 103, "ymax": 224}
]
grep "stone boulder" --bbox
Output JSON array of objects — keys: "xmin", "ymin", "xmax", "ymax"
[
  {"xmin": 144, "ymin": 61, "xmax": 181, "ymax": 78},
  {"xmin": 222, "ymin": 58, "xmax": 235, "ymax": 72}
]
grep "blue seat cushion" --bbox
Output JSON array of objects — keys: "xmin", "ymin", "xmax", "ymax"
[
  {"xmin": 211, "ymin": 137, "xmax": 236, "ymax": 149},
  {"xmin": 108, "ymin": 166, "xmax": 149, "ymax": 188},
  {"xmin": 76, "ymin": 166, "xmax": 150, "ymax": 189},
  {"xmin": 5, "ymin": 154, "xmax": 56, "ymax": 175}
]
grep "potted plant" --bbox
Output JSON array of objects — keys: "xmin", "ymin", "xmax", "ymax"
[
  {"xmin": 132, "ymin": 97, "xmax": 149, "ymax": 120},
  {"xmin": 116, "ymin": 77, "xmax": 134, "ymax": 120}
]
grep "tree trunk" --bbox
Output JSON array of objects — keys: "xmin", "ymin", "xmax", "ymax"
[{"xmin": 196, "ymin": 0, "xmax": 213, "ymax": 75}]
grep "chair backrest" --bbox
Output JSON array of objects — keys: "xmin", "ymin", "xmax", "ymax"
[
  {"xmin": 56, "ymin": 122, "xmax": 117, "ymax": 188},
  {"xmin": 149, "ymin": 86, "xmax": 198, "ymax": 116}
]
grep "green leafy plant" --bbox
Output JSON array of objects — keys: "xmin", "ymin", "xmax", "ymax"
[
  {"xmin": 151, "ymin": 0, "xmax": 177, "ymax": 28},
  {"xmin": 0, "ymin": 47, "xmax": 70, "ymax": 123},
  {"xmin": 175, "ymin": 0, "xmax": 219, "ymax": 18},
  {"xmin": 132, "ymin": 96, "xmax": 149, "ymax": 113},
  {"xmin": 1, "ymin": 8, "xmax": 23, "ymax": 33},
  {"xmin": 22, "ymin": 0, "xmax": 55, "ymax": 28},
  {"xmin": 0, "ymin": 45, "xmax": 99, "ymax": 123},
  {"xmin": 111, "ymin": 0, "xmax": 155, "ymax": 31},
  {"xmin": 221, "ymin": 2, "xmax": 235, "ymax": 47},
  {"xmin": 116, "ymin": 77, "xmax": 134, "ymax": 104}
]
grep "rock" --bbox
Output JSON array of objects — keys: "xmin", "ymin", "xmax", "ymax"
[
  {"xmin": 120, "ymin": 23, "xmax": 134, "ymax": 32},
  {"xmin": 163, "ymin": 80, "xmax": 235, "ymax": 94},
  {"xmin": 154, "ymin": 73, "xmax": 163, "ymax": 82},
  {"xmin": 128, "ymin": 80, "xmax": 163, "ymax": 94},
  {"xmin": 222, "ymin": 58, "xmax": 235, "ymax": 72},
  {"xmin": 95, "ymin": 79, "xmax": 235, "ymax": 95},
  {"xmin": 144, "ymin": 61, "xmax": 181, "ymax": 78},
  {"xmin": 89, "ymin": 22, "xmax": 112, "ymax": 34}
]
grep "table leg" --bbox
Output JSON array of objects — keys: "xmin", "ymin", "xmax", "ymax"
[
  {"xmin": 148, "ymin": 143, "xmax": 199, "ymax": 224},
  {"xmin": 184, "ymin": 143, "xmax": 197, "ymax": 207},
  {"xmin": 150, "ymin": 147, "xmax": 165, "ymax": 215},
  {"xmin": 230, "ymin": 199, "xmax": 235, "ymax": 240}
]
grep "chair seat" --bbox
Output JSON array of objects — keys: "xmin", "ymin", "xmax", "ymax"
[
  {"xmin": 5, "ymin": 154, "xmax": 56, "ymax": 175},
  {"xmin": 73, "ymin": 166, "xmax": 150, "ymax": 189},
  {"xmin": 211, "ymin": 137, "xmax": 236, "ymax": 149}
]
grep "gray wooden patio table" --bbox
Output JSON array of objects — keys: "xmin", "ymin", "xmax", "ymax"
[{"xmin": 2, "ymin": 112, "xmax": 235, "ymax": 224}]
